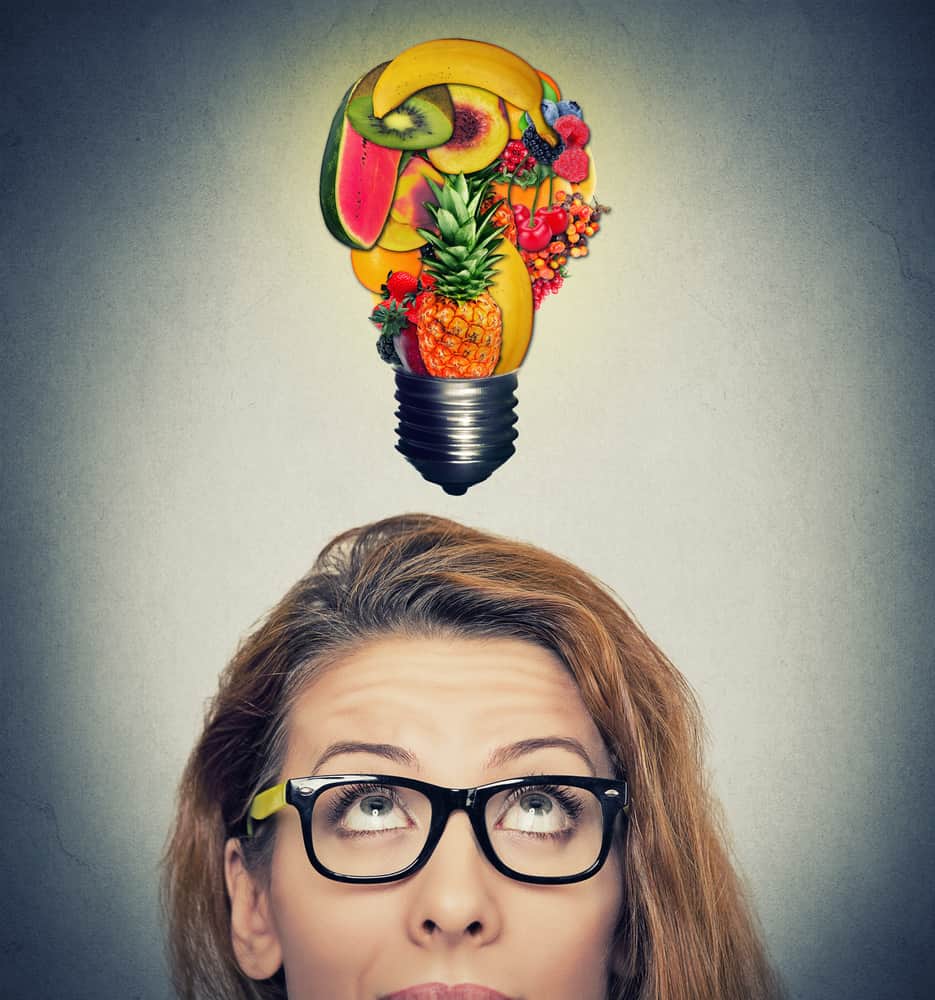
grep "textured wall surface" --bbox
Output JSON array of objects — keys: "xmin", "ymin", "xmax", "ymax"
[{"xmin": 2, "ymin": 2, "xmax": 933, "ymax": 998}]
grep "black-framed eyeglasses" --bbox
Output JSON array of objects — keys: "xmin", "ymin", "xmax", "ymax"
[{"xmin": 246, "ymin": 773, "xmax": 629, "ymax": 885}]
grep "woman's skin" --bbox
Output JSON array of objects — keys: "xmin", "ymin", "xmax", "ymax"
[{"xmin": 225, "ymin": 635, "xmax": 624, "ymax": 1000}]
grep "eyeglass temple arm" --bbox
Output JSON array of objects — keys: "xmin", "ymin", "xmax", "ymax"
[{"xmin": 245, "ymin": 781, "xmax": 287, "ymax": 837}]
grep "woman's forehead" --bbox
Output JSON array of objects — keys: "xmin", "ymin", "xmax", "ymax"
[{"xmin": 283, "ymin": 635, "xmax": 612, "ymax": 780}]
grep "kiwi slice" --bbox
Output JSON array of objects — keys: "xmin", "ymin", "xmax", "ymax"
[{"xmin": 345, "ymin": 63, "xmax": 454, "ymax": 151}]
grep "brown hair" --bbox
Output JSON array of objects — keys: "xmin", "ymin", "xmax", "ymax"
[{"xmin": 163, "ymin": 514, "xmax": 781, "ymax": 1000}]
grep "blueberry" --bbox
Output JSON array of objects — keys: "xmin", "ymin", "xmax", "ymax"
[
  {"xmin": 556, "ymin": 100, "xmax": 583, "ymax": 119},
  {"xmin": 541, "ymin": 99, "xmax": 559, "ymax": 126}
]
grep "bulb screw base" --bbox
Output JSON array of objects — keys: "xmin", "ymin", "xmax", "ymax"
[{"xmin": 394, "ymin": 370, "xmax": 520, "ymax": 495}]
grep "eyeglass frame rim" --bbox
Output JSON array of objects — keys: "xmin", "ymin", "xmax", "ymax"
[{"xmin": 245, "ymin": 772, "xmax": 630, "ymax": 886}]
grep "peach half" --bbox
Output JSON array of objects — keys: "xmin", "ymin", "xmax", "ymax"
[{"xmin": 426, "ymin": 84, "xmax": 510, "ymax": 175}]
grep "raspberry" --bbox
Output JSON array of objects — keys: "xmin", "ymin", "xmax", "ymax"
[
  {"xmin": 553, "ymin": 147, "xmax": 590, "ymax": 183},
  {"xmin": 553, "ymin": 114, "xmax": 590, "ymax": 147}
]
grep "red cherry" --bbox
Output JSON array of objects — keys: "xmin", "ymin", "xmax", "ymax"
[
  {"xmin": 536, "ymin": 205, "xmax": 569, "ymax": 235},
  {"xmin": 511, "ymin": 203, "xmax": 531, "ymax": 225},
  {"xmin": 516, "ymin": 215, "xmax": 553, "ymax": 252}
]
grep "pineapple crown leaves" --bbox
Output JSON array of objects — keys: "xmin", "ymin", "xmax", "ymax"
[
  {"xmin": 416, "ymin": 172, "xmax": 506, "ymax": 301},
  {"xmin": 461, "ymin": 162, "xmax": 508, "ymax": 201}
]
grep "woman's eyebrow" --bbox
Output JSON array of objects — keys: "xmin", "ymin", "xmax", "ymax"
[
  {"xmin": 311, "ymin": 741, "xmax": 419, "ymax": 772},
  {"xmin": 310, "ymin": 736, "xmax": 597, "ymax": 776},
  {"xmin": 485, "ymin": 737, "xmax": 597, "ymax": 775}
]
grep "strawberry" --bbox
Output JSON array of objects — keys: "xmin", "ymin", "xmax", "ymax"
[
  {"xmin": 384, "ymin": 270, "xmax": 419, "ymax": 302},
  {"xmin": 370, "ymin": 298, "xmax": 410, "ymax": 337}
]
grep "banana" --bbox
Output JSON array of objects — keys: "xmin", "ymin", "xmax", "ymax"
[
  {"xmin": 372, "ymin": 38, "xmax": 557, "ymax": 146},
  {"xmin": 491, "ymin": 238, "xmax": 534, "ymax": 374}
]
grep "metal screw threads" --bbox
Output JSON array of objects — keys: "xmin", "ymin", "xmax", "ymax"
[{"xmin": 394, "ymin": 370, "xmax": 520, "ymax": 495}]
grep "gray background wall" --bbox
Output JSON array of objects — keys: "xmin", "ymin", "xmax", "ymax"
[{"xmin": 2, "ymin": 1, "xmax": 933, "ymax": 997}]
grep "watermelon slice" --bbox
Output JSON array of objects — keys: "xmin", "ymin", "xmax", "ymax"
[{"xmin": 320, "ymin": 84, "xmax": 402, "ymax": 249}]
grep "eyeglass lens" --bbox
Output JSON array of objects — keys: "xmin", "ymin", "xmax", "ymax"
[{"xmin": 309, "ymin": 781, "xmax": 605, "ymax": 879}]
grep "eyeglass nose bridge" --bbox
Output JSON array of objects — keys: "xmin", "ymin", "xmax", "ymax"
[
  {"xmin": 416, "ymin": 785, "xmax": 493, "ymax": 870},
  {"xmin": 421, "ymin": 784, "xmax": 484, "ymax": 819},
  {"xmin": 431, "ymin": 785, "xmax": 485, "ymax": 834}
]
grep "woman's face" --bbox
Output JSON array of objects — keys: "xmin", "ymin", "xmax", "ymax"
[{"xmin": 225, "ymin": 635, "xmax": 623, "ymax": 1000}]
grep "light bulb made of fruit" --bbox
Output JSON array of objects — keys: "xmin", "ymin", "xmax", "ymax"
[{"xmin": 320, "ymin": 39, "xmax": 604, "ymax": 493}]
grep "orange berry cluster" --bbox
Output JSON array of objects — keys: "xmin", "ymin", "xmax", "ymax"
[
  {"xmin": 520, "ymin": 193, "xmax": 608, "ymax": 309},
  {"xmin": 521, "ymin": 240, "xmax": 567, "ymax": 282},
  {"xmin": 558, "ymin": 191, "xmax": 603, "ymax": 256}
]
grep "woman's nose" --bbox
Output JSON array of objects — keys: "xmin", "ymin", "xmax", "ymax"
[{"xmin": 405, "ymin": 811, "xmax": 503, "ymax": 947}]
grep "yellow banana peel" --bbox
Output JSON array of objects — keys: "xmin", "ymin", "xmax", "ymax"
[
  {"xmin": 491, "ymin": 238, "xmax": 534, "ymax": 374},
  {"xmin": 372, "ymin": 38, "xmax": 557, "ymax": 146}
]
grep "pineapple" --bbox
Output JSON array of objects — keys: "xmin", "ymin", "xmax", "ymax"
[{"xmin": 416, "ymin": 172, "xmax": 506, "ymax": 378}]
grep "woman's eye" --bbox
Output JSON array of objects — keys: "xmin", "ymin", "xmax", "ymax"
[
  {"xmin": 518, "ymin": 792, "xmax": 553, "ymax": 816},
  {"xmin": 498, "ymin": 787, "xmax": 577, "ymax": 835},
  {"xmin": 359, "ymin": 794, "xmax": 393, "ymax": 818},
  {"xmin": 340, "ymin": 791, "xmax": 409, "ymax": 832}
]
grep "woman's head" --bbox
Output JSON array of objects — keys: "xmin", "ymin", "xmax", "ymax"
[{"xmin": 164, "ymin": 514, "xmax": 779, "ymax": 999}]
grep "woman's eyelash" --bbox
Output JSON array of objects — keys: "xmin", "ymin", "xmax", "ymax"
[
  {"xmin": 324, "ymin": 783, "xmax": 398, "ymax": 824},
  {"xmin": 504, "ymin": 783, "xmax": 585, "ymax": 821},
  {"xmin": 322, "ymin": 780, "xmax": 586, "ymax": 826}
]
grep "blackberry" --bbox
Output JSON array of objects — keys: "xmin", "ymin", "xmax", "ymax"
[
  {"xmin": 522, "ymin": 124, "xmax": 564, "ymax": 166},
  {"xmin": 375, "ymin": 332, "xmax": 399, "ymax": 365}
]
